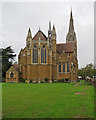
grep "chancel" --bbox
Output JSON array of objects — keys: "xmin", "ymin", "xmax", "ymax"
[{"xmin": 6, "ymin": 10, "xmax": 78, "ymax": 83}]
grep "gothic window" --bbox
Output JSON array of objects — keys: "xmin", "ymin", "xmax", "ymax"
[
  {"xmin": 63, "ymin": 63, "xmax": 65, "ymax": 72},
  {"xmin": 10, "ymin": 72, "xmax": 14, "ymax": 78},
  {"xmin": 67, "ymin": 64, "xmax": 70, "ymax": 72},
  {"xmin": 33, "ymin": 45, "xmax": 38, "ymax": 63},
  {"xmin": 41, "ymin": 46, "xmax": 46, "ymax": 63},
  {"xmin": 58, "ymin": 63, "xmax": 61, "ymax": 72}
]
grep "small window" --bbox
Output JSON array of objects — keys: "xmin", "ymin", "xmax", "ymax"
[
  {"xmin": 43, "ymin": 45, "xmax": 45, "ymax": 48},
  {"xmin": 10, "ymin": 72, "xmax": 14, "ymax": 78},
  {"xmin": 63, "ymin": 63, "xmax": 65, "ymax": 72},
  {"xmin": 67, "ymin": 64, "xmax": 70, "ymax": 72},
  {"xmin": 34, "ymin": 45, "xmax": 36, "ymax": 47},
  {"xmin": 58, "ymin": 63, "xmax": 61, "ymax": 72}
]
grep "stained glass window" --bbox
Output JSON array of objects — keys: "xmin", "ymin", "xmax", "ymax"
[
  {"xmin": 41, "ymin": 47, "xmax": 46, "ymax": 63},
  {"xmin": 67, "ymin": 64, "xmax": 70, "ymax": 72},
  {"xmin": 33, "ymin": 45, "xmax": 38, "ymax": 63},
  {"xmin": 58, "ymin": 63, "xmax": 61, "ymax": 72}
]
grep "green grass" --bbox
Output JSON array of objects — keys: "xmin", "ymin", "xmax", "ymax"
[{"xmin": 2, "ymin": 82, "xmax": 94, "ymax": 118}]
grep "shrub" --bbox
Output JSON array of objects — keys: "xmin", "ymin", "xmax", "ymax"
[
  {"xmin": 45, "ymin": 78, "xmax": 48, "ymax": 82},
  {"xmin": 61, "ymin": 78, "xmax": 64, "ymax": 82},
  {"xmin": 25, "ymin": 80, "xmax": 28, "ymax": 83},
  {"xmin": 65, "ymin": 78, "xmax": 69, "ymax": 82},
  {"xmin": 41, "ymin": 80, "xmax": 44, "ymax": 83},
  {"xmin": 22, "ymin": 79, "xmax": 26, "ymax": 83},
  {"xmin": 30, "ymin": 80, "xmax": 32, "ymax": 83}
]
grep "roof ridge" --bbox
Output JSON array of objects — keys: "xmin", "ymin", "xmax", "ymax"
[{"xmin": 32, "ymin": 30, "xmax": 47, "ymax": 40}]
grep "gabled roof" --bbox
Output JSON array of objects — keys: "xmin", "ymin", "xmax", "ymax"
[
  {"xmin": 32, "ymin": 30, "xmax": 47, "ymax": 41},
  {"xmin": 56, "ymin": 43, "xmax": 74, "ymax": 53},
  {"xmin": 6, "ymin": 64, "xmax": 20, "ymax": 73}
]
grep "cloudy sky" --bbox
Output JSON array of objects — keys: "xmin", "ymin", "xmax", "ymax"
[{"xmin": 0, "ymin": 1, "xmax": 94, "ymax": 68}]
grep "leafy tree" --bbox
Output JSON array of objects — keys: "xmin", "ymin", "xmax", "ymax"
[
  {"xmin": 78, "ymin": 63, "xmax": 96, "ymax": 79},
  {"xmin": 1, "ymin": 46, "xmax": 16, "ymax": 79}
]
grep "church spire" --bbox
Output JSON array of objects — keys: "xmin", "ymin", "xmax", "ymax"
[{"xmin": 69, "ymin": 8, "xmax": 74, "ymax": 32}]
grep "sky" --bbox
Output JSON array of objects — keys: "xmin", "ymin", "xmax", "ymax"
[{"xmin": 0, "ymin": 1, "xmax": 94, "ymax": 68}]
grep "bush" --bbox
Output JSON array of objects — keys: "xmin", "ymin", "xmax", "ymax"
[
  {"xmin": 25, "ymin": 80, "xmax": 28, "ymax": 83},
  {"xmin": 61, "ymin": 78, "xmax": 64, "ymax": 82},
  {"xmin": 22, "ymin": 79, "xmax": 26, "ymax": 83},
  {"xmin": 41, "ymin": 80, "xmax": 44, "ymax": 83},
  {"xmin": 65, "ymin": 78, "xmax": 69, "ymax": 82},
  {"xmin": 45, "ymin": 78, "xmax": 48, "ymax": 82},
  {"xmin": 30, "ymin": 80, "xmax": 32, "ymax": 83}
]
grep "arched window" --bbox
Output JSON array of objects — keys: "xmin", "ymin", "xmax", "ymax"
[
  {"xmin": 67, "ymin": 63, "xmax": 70, "ymax": 72},
  {"xmin": 63, "ymin": 63, "xmax": 65, "ymax": 72},
  {"xmin": 58, "ymin": 63, "xmax": 61, "ymax": 72},
  {"xmin": 10, "ymin": 72, "xmax": 14, "ymax": 78},
  {"xmin": 33, "ymin": 45, "xmax": 38, "ymax": 63},
  {"xmin": 41, "ymin": 46, "xmax": 46, "ymax": 63}
]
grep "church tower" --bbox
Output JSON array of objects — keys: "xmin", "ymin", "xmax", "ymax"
[
  {"xmin": 66, "ymin": 9, "xmax": 78, "ymax": 81},
  {"xmin": 66, "ymin": 9, "xmax": 77, "ymax": 58},
  {"xmin": 26, "ymin": 28, "xmax": 32, "ymax": 48}
]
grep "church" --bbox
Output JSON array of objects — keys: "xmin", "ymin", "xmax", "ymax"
[{"xmin": 6, "ymin": 10, "xmax": 78, "ymax": 83}]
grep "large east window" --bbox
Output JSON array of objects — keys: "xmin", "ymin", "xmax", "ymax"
[
  {"xmin": 33, "ymin": 45, "xmax": 38, "ymax": 63},
  {"xmin": 41, "ymin": 45, "xmax": 46, "ymax": 63}
]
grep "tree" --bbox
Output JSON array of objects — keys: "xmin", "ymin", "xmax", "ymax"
[
  {"xmin": 78, "ymin": 63, "xmax": 95, "ymax": 79},
  {"xmin": 1, "ymin": 46, "xmax": 16, "ymax": 79}
]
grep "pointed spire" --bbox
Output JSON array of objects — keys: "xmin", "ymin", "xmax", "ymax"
[
  {"xmin": 27, "ymin": 28, "xmax": 32, "ymax": 38},
  {"xmin": 70, "ymin": 7, "xmax": 73, "ymax": 20},
  {"xmin": 49, "ymin": 21, "xmax": 51, "ymax": 31},
  {"xmin": 28, "ymin": 28, "xmax": 31, "ymax": 33},
  {"xmin": 69, "ymin": 8, "xmax": 74, "ymax": 32},
  {"xmin": 52, "ymin": 24, "xmax": 56, "ymax": 35}
]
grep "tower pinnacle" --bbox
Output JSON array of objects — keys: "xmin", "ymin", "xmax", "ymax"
[
  {"xmin": 52, "ymin": 24, "xmax": 56, "ymax": 35},
  {"xmin": 49, "ymin": 21, "xmax": 51, "ymax": 31},
  {"xmin": 27, "ymin": 28, "xmax": 32, "ymax": 38}
]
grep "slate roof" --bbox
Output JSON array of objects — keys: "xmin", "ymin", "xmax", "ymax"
[
  {"xmin": 56, "ymin": 43, "xmax": 74, "ymax": 53},
  {"xmin": 32, "ymin": 30, "xmax": 47, "ymax": 41}
]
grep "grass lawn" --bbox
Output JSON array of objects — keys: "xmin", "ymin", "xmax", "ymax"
[{"xmin": 2, "ymin": 81, "xmax": 94, "ymax": 118}]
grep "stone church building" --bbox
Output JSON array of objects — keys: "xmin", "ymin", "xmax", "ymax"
[{"xmin": 6, "ymin": 10, "xmax": 78, "ymax": 83}]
